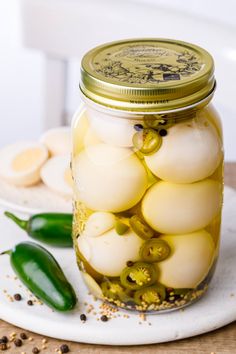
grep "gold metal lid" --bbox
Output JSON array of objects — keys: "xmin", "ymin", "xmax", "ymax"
[{"xmin": 80, "ymin": 38, "xmax": 215, "ymax": 112}]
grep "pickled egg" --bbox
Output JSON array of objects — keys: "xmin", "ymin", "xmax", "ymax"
[
  {"xmin": 40, "ymin": 155, "xmax": 72, "ymax": 198},
  {"xmin": 142, "ymin": 179, "xmax": 222, "ymax": 234},
  {"xmin": 83, "ymin": 212, "xmax": 115, "ymax": 237},
  {"xmin": 75, "ymin": 144, "xmax": 148, "ymax": 212},
  {"xmin": 158, "ymin": 230, "xmax": 215, "ymax": 288},
  {"xmin": 0, "ymin": 142, "xmax": 48, "ymax": 187},
  {"xmin": 40, "ymin": 126, "xmax": 71, "ymax": 156},
  {"xmin": 81, "ymin": 272, "xmax": 103, "ymax": 297},
  {"xmin": 72, "ymin": 111, "xmax": 101, "ymax": 155},
  {"xmin": 88, "ymin": 109, "xmax": 141, "ymax": 147},
  {"xmin": 145, "ymin": 117, "xmax": 222, "ymax": 183},
  {"xmin": 77, "ymin": 228, "xmax": 143, "ymax": 277}
]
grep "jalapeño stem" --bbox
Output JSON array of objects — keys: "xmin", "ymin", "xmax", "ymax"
[
  {"xmin": 0, "ymin": 249, "xmax": 12, "ymax": 256},
  {"xmin": 4, "ymin": 211, "xmax": 28, "ymax": 231}
]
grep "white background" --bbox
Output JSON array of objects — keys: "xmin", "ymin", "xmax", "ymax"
[{"xmin": 0, "ymin": 0, "xmax": 235, "ymax": 160}]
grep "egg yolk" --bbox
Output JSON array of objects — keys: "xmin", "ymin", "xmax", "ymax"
[{"xmin": 12, "ymin": 148, "xmax": 44, "ymax": 172}]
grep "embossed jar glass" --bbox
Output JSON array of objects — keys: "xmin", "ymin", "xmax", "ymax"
[{"xmin": 71, "ymin": 39, "xmax": 224, "ymax": 313}]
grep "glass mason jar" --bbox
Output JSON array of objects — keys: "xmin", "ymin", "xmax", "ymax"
[{"xmin": 72, "ymin": 39, "xmax": 224, "ymax": 313}]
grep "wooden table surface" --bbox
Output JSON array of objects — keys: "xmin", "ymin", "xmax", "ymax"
[{"xmin": 1, "ymin": 163, "xmax": 236, "ymax": 354}]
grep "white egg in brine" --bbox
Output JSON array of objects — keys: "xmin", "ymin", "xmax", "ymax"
[
  {"xmin": 75, "ymin": 143, "xmax": 148, "ymax": 212},
  {"xmin": 142, "ymin": 179, "xmax": 222, "ymax": 234},
  {"xmin": 40, "ymin": 126, "xmax": 71, "ymax": 156},
  {"xmin": 81, "ymin": 272, "xmax": 103, "ymax": 297},
  {"xmin": 87, "ymin": 109, "xmax": 141, "ymax": 147},
  {"xmin": 40, "ymin": 155, "xmax": 72, "ymax": 198},
  {"xmin": 83, "ymin": 212, "xmax": 115, "ymax": 237},
  {"xmin": 145, "ymin": 117, "xmax": 222, "ymax": 183},
  {"xmin": 158, "ymin": 230, "xmax": 215, "ymax": 288},
  {"xmin": 77, "ymin": 228, "xmax": 143, "ymax": 277},
  {"xmin": 73, "ymin": 112, "xmax": 101, "ymax": 155},
  {"xmin": 0, "ymin": 142, "xmax": 48, "ymax": 187}
]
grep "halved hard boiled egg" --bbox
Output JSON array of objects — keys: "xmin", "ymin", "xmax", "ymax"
[
  {"xmin": 40, "ymin": 155, "xmax": 73, "ymax": 198},
  {"xmin": 40, "ymin": 126, "xmax": 71, "ymax": 156},
  {"xmin": 0, "ymin": 141, "xmax": 48, "ymax": 187},
  {"xmin": 74, "ymin": 143, "xmax": 148, "ymax": 212},
  {"xmin": 158, "ymin": 230, "xmax": 215, "ymax": 288},
  {"xmin": 142, "ymin": 179, "xmax": 222, "ymax": 234},
  {"xmin": 145, "ymin": 117, "xmax": 222, "ymax": 183},
  {"xmin": 77, "ymin": 228, "xmax": 143, "ymax": 277}
]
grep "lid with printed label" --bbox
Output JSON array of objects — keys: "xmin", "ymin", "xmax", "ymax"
[{"xmin": 80, "ymin": 38, "xmax": 215, "ymax": 112}]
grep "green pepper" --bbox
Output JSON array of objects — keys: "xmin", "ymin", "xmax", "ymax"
[
  {"xmin": 120, "ymin": 262, "xmax": 157, "ymax": 290},
  {"xmin": 1, "ymin": 242, "xmax": 77, "ymax": 311},
  {"xmin": 115, "ymin": 219, "xmax": 129, "ymax": 235},
  {"xmin": 144, "ymin": 115, "xmax": 166, "ymax": 129},
  {"xmin": 101, "ymin": 280, "xmax": 126, "ymax": 301},
  {"xmin": 144, "ymin": 115, "xmax": 176, "ymax": 132},
  {"xmin": 76, "ymin": 244, "xmax": 104, "ymax": 282},
  {"xmin": 4, "ymin": 211, "xmax": 73, "ymax": 247},
  {"xmin": 134, "ymin": 284, "xmax": 166, "ymax": 305},
  {"xmin": 133, "ymin": 128, "xmax": 162, "ymax": 155},
  {"xmin": 129, "ymin": 215, "xmax": 154, "ymax": 240},
  {"xmin": 140, "ymin": 239, "xmax": 170, "ymax": 262}
]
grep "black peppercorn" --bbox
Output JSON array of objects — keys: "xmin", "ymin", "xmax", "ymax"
[
  {"xmin": 1, "ymin": 336, "xmax": 8, "ymax": 343},
  {"xmin": 20, "ymin": 333, "xmax": 28, "ymax": 340},
  {"xmin": 134, "ymin": 124, "xmax": 143, "ymax": 132},
  {"xmin": 60, "ymin": 344, "xmax": 70, "ymax": 353},
  {"xmin": 101, "ymin": 315, "xmax": 108, "ymax": 322},
  {"xmin": 14, "ymin": 293, "xmax": 22, "ymax": 301},
  {"xmin": 14, "ymin": 338, "xmax": 22, "ymax": 347},
  {"xmin": 0, "ymin": 343, "xmax": 7, "ymax": 351},
  {"xmin": 159, "ymin": 129, "xmax": 167, "ymax": 137},
  {"xmin": 32, "ymin": 347, "xmax": 40, "ymax": 354},
  {"xmin": 80, "ymin": 314, "xmax": 87, "ymax": 322},
  {"xmin": 126, "ymin": 261, "xmax": 134, "ymax": 267},
  {"xmin": 27, "ymin": 300, "xmax": 33, "ymax": 306}
]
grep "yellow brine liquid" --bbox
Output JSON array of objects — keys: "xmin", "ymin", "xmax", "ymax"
[{"xmin": 71, "ymin": 104, "xmax": 223, "ymax": 312}]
